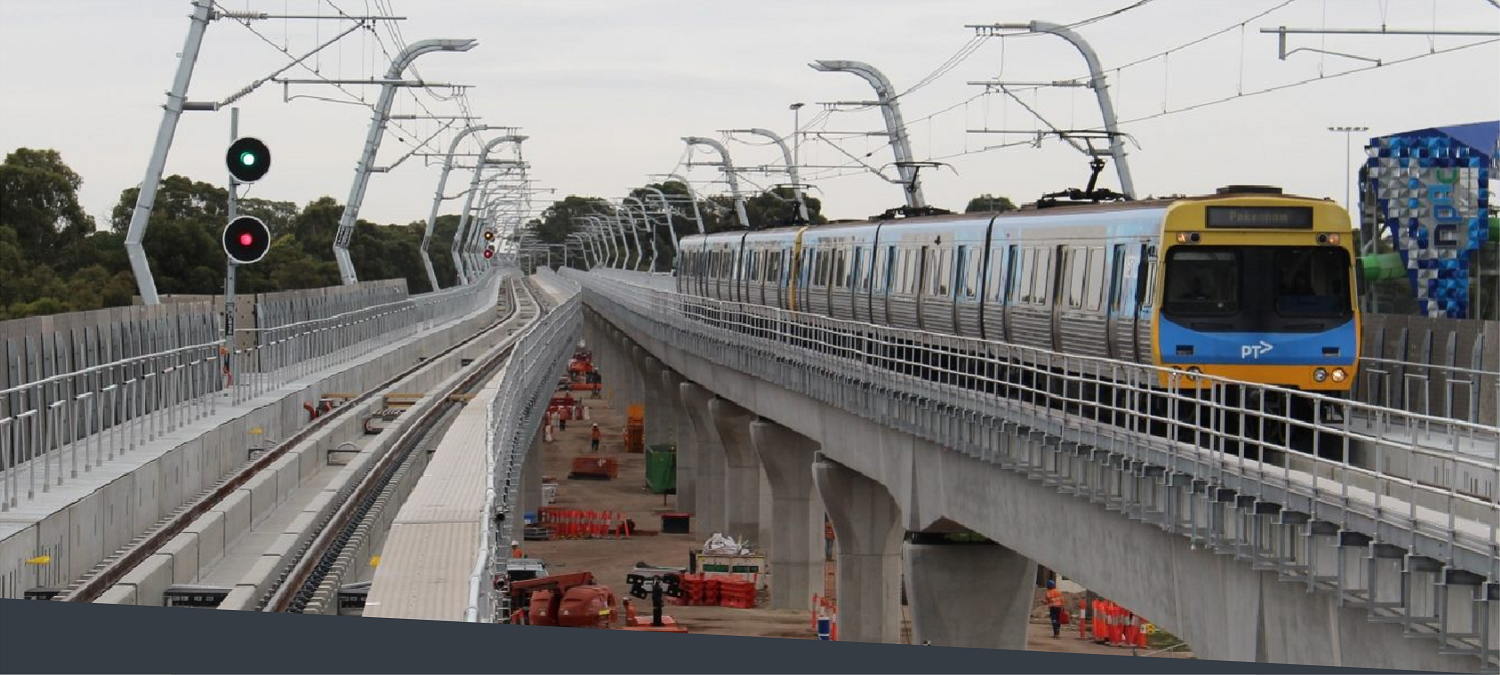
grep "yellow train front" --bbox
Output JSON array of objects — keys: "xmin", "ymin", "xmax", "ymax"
[{"xmin": 1150, "ymin": 188, "xmax": 1361, "ymax": 409}]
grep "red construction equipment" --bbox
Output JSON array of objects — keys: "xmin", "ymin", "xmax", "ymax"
[
  {"xmin": 507, "ymin": 572, "xmax": 617, "ymax": 628},
  {"xmin": 568, "ymin": 456, "xmax": 618, "ymax": 480},
  {"xmin": 565, "ymin": 349, "xmax": 602, "ymax": 392}
]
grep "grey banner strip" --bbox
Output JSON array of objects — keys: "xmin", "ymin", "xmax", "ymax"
[{"xmin": 0, "ymin": 599, "xmax": 1424, "ymax": 674}]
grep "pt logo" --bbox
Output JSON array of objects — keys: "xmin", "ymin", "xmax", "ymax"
[{"xmin": 1240, "ymin": 340, "xmax": 1274, "ymax": 360}]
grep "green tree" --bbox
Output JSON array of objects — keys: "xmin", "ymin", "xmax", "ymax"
[
  {"xmin": 964, "ymin": 194, "xmax": 1017, "ymax": 213},
  {"xmin": 0, "ymin": 148, "xmax": 96, "ymax": 262},
  {"xmin": 111, "ymin": 175, "xmax": 226, "ymax": 296}
]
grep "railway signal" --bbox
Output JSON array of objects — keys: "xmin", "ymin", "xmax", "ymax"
[
  {"xmin": 226, "ymin": 136, "xmax": 271, "ymax": 183},
  {"xmin": 223, "ymin": 216, "xmax": 271, "ymax": 265}
]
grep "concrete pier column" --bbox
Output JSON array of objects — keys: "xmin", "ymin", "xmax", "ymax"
[
  {"xmin": 709, "ymin": 397, "xmax": 759, "ymax": 543},
  {"xmin": 660, "ymin": 370, "xmax": 695, "ymax": 515},
  {"xmin": 625, "ymin": 345, "xmax": 647, "ymax": 414},
  {"xmin": 679, "ymin": 381, "xmax": 725, "ymax": 533},
  {"xmin": 641, "ymin": 356, "xmax": 671, "ymax": 447},
  {"xmin": 903, "ymin": 535, "xmax": 1036, "ymax": 649},
  {"xmin": 519, "ymin": 431, "xmax": 544, "ymax": 524},
  {"xmin": 750, "ymin": 419, "xmax": 824, "ymax": 609},
  {"xmin": 812, "ymin": 453, "xmax": 903, "ymax": 644}
]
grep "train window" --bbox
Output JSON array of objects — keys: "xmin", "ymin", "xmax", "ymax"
[
  {"xmin": 1003, "ymin": 245, "xmax": 1019, "ymax": 302},
  {"xmin": 985, "ymin": 246, "xmax": 1003, "ymax": 300},
  {"xmin": 966, "ymin": 245, "xmax": 982, "ymax": 300},
  {"xmin": 1017, "ymin": 248, "xmax": 1034, "ymax": 303},
  {"xmin": 1109, "ymin": 244, "xmax": 1127, "ymax": 312},
  {"xmin": 851, "ymin": 247, "xmax": 864, "ymax": 290},
  {"xmin": 902, "ymin": 248, "xmax": 917, "ymax": 295},
  {"xmin": 958, "ymin": 246, "xmax": 970, "ymax": 299},
  {"xmin": 1066, "ymin": 248, "xmax": 1087, "ymax": 309},
  {"xmin": 1085, "ymin": 247, "xmax": 1106, "ymax": 311},
  {"xmin": 835, "ymin": 248, "xmax": 848, "ymax": 289},
  {"xmin": 1142, "ymin": 259, "xmax": 1158, "ymax": 309},
  {"xmin": 954, "ymin": 247, "xmax": 967, "ymax": 299},
  {"xmin": 929, "ymin": 247, "xmax": 949, "ymax": 297},
  {"xmin": 884, "ymin": 245, "xmax": 896, "ymax": 293},
  {"xmin": 1033, "ymin": 248, "xmax": 1052, "ymax": 305},
  {"xmin": 1162, "ymin": 249, "xmax": 1238, "ymax": 315}
]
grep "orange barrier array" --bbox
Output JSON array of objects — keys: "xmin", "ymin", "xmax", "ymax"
[
  {"xmin": 1086, "ymin": 599, "xmax": 1149, "ymax": 648},
  {"xmin": 534, "ymin": 508, "xmax": 633, "ymax": 540},
  {"xmin": 675, "ymin": 573, "xmax": 756, "ymax": 608}
]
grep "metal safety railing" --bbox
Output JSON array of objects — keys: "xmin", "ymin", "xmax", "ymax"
[
  {"xmin": 467, "ymin": 271, "xmax": 582, "ymax": 623},
  {"xmin": 1355, "ymin": 355, "xmax": 1500, "ymax": 430},
  {"xmin": 0, "ymin": 271, "xmax": 503, "ymax": 512},
  {"xmin": 568, "ymin": 269, "xmax": 1499, "ymax": 582}
]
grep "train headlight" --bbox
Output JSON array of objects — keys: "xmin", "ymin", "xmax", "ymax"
[
  {"xmin": 1331, "ymin": 368, "xmax": 1347, "ymax": 383},
  {"xmin": 1186, "ymin": 366, "xmax": 1201, "ymax": 381},
  {"xmin": 1313, "ymin": 367, "xmax": 1328, "ymax": 383}
]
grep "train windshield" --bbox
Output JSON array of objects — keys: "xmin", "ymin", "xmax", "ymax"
[
  {"xmin": 1273, "ymin": 247, "xmax": 1351, "ymax": 318},
  {"xmin": 1163, "ymin": 250, "xmax": 1239, "ymax": 315},
  {"xmin": 1162, "ymin": 246, "xmax": 1352, "ymax": 332}
]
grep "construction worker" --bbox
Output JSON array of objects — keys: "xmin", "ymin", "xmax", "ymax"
[
  {"xmin": 510, "ymin": 540, "xmax": 524, "ymax": 558},
  {"xmin": 1045, "ymin": 579, "xmax": 1065, "ymax": 638},
  {"xmin": 824, "ymin": 517, "xmax": 835, "ymax": 561},
  {"xmin": 590, "ymin": 424, "xmax": 601, "ymax": 452}
]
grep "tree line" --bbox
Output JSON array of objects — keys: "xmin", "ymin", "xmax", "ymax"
[{"xmin": 0, "ymin": 147, "xmax": 1018, "ymax": 319}]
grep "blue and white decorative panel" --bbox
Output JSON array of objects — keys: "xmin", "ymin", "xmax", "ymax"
[{"xmin": 1367, "ymin": 135, "xmax": 1491, "ymax": 318}]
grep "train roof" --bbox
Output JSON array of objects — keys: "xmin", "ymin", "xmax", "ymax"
[{"xmin": 684, "ymin": 186, "xmax": 1336, "ymax": 239}]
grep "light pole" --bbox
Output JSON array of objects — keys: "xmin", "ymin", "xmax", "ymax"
[
  {"xmin": 790, "ymin": 102, "xmax": 804, "ymax": 178},
  {"xmin": 1328, "ymin": 125, "xmax": 1368, "ymax": 215}
]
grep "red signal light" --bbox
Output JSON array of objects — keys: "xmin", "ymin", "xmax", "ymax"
[{"xmin": 222, "ymin": 216, "xmax": 270, "ymax": 265}]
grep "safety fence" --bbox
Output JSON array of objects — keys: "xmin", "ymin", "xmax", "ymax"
[
  {"xmin": 467, "ymin": 271, "xmax": 582, "ymax": 623},
  {"xmin": 568, "ymin": 269, "xmax": 1499, "ymax": 583},
  {"xmin": 1354, "ymin": 313, "xmax": 1500, "ymax": 428},
  {"xmin": 0, "ymin": 272, "xmax": 503, "ymax": 512}
]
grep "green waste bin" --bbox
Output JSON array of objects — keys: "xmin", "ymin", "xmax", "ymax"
[{"xmin": 645, "ymin": 444, "xmax": 677, "ymax": 494}]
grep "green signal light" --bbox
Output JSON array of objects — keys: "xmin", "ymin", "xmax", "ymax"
[{"xmin": 240, "ymin": 152, "xmax": 256, "ymax": 166}]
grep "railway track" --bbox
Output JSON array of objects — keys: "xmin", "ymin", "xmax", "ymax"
[
  {"xmin": 54, "ymin": 276, "xmax": 538, "ymax": 606},
  {"xmin": 264, "ymin": 284, "xmax": 545, "ymax": 613}
]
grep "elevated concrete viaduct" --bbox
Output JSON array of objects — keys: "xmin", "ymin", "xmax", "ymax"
[{"xmin": 582, "ymin": 303, "xmax": 1486, "ymax": 671}]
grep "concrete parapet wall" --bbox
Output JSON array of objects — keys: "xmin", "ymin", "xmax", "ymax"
[{"xmin": 0, "ymin": 283, "xmax": 504, "ymax": 601}]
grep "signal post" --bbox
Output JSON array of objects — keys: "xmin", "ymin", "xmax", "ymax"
[{"xmin": 222, "ymin": 109, "xmax": 272, "ymax": 386}]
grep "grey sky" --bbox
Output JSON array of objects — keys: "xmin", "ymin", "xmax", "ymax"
[{"xmin": 2, "ymin": 0, "xmax": 1496, "ymax": 231}]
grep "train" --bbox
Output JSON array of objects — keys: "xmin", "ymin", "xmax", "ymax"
[{"xmin": 673, "ymin": 185, "xmax": 1361, "ymax": 434}]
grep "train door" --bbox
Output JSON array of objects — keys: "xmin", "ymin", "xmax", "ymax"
[
  {"xmin": 1001, "ymin": 244, "xmax": 1017, "ymax": 344},
  {"xmin": 1133, "ymin": 244, "xmax": 1157, "ymax": 363},
  {"xmin": 1105, "ymin": 243, "xmax": 1128, "ymax": 361},
  {"xmin": 875, "ymin": 244, "xmax": 894, "ymax": 326}
]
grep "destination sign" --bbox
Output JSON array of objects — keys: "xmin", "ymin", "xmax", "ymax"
[{"xmin": 1205, "ymin": 206, "xmax": 1314, "ymax": 229}]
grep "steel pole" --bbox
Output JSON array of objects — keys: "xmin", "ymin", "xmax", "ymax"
[
  {"xmin": 334, "ymin": 38, "xmax": 477, "ymax": 284},
  {"xmin": 125, "ymin": 0, "xmax": 215, "ymax": 305},
  {"xmin": 423, "ymin": 125, "xmax": 496, "ymax": 291}
]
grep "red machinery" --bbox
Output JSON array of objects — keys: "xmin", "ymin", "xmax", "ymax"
[
  {"xmin": 565, "ymin": 349, "xmax": 602, "ymax": 393},
  {"xmin": 504, "ymin": 570, "xmax": 687, "ymax": 633},
  {"xmin": 508, "ymin": 572, "xmax": 617, "ymax": 628}
]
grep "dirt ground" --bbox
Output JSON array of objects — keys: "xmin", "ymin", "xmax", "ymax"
[{"xmin": 525, "ymin": 382, "xmax": 1192, "ymax": 658}]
